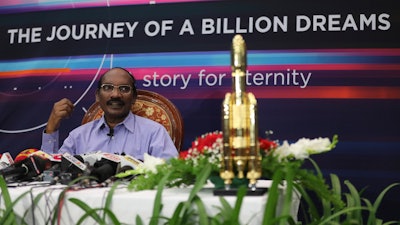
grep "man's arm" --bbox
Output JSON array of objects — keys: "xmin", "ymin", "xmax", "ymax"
[
  {"xmin": 45, "ymin": 98, "xmax": 74, "ymax": 134},
  {"xmin": 41, "ymin": 130, "xmax": 59, "ymax": 154},
  {"xmin": 41, "ymin": 98, "xmax": 74, "ymax": 153},
  {"xmin": 149, "ymin": 126, "xmax": 179, "ymax": 160}
]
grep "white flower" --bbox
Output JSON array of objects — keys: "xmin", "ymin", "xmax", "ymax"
[
  {"xmin": 274, "ymin": 140, "xmax": 294, "ymax": 161},
  {"xmin": 301, "ymin": 137, "xmax": 332, "ymax": 154},
  {"xmin": 273, "ymin": 137, "xmax": 332, "ymax": 162},
  {"xmin": 136, "ymin": 153, "xmax": 165, "ymax": 173}
]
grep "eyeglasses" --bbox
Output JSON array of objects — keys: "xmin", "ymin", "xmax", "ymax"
[{"xmin": 100, "ymin": 84, "xmax": 133, "ymax": 94}]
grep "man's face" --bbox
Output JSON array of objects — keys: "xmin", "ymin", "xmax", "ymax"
[{"xmin": 96, "ymin": 68, "xmax": 136, "ymax": 123}]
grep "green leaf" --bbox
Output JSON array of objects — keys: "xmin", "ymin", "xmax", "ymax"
[
  {"xmin": 193, "ymin": 196, "xmax": 209, "ymax": 225},
  {"xmin": 282, "ymin": 165, "xmax": 296, "ymax": 223},
  {"xmin": 68, "ymin": 198, "xmax": 103, "ymax": 224},
  {"xmin": 22, "ymin": 192, "xmax": 45, "ymax": 224},
  {"xmin": 231, "ymin": 186, "xmax": 246, "ymax": 225},
  {"xmin": 135, "ymin": 214, "xmax": 144, "ymax": 225},
  {"xmin": 262, "ymin": 169, "xmax": 284, "ymax": 225},
  {"xmin": 103, "ymin": 182, "xmax": 120, "ymax": 221},
  {"xmin": 318, "ymin": 206, "xmax": 368, "ymax": 225},
  {"xmin": 168, "ymin": 202, "xmax": 185, "ymax": 225},
  {"xmin": 149, "ymin": 169, "xmax": 172, "ymax": 225},
  {"xmin": 0, "ymin": 176, "xmax": 32, "ymax": 225},
  {"xmin": 344, "ymin": 180, "xmax": 362, "ymax": 221},
  {"xmin": 367, "ymin": 183, "xmax": 400, "ymax": 225},
  {"xmin": 293, "ymin": 183, "xmax": 320, "ymax": 222}
]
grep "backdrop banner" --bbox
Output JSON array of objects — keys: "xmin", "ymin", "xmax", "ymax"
[{"xmin": 0, "ymin": 0, "xmax": 399, "ymax": 220}]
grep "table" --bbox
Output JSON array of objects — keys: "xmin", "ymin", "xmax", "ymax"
[{"xmin": 1, "ymin": 180, "xmax": 300, "ymax": 225}]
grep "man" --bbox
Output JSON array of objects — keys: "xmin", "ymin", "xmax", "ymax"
[{"xmin": 41, "ymin": 67, "xmax": 178, "ymax": 161}]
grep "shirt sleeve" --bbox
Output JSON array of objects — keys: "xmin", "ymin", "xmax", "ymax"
[
  {"xmin": 41, "ymin": 130, "xmax": 59, "ymax": 154},
  {"xmin": 148, "ymin": 126, "xmax": 179, "ymax": 159},
  {"xmin": 58, "ymin": 132, "xmax": 77, "ymax": 155}
]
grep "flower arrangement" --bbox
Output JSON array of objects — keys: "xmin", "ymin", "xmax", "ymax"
[
  {"xmin": 128, "ymin": 131, "xmax": 338, "ymax": 197},
  {"xmin": 131, "ymin": 132, "xmax": 400, "ymax": 224},
  {"xmin": 126, "ymin": 131, "xmax": 354, "ymax": 223}
]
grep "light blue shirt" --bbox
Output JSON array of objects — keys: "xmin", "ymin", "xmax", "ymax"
[{"xmin": 41, "ymin": 112, "xmax": 178, "ymax": 161}]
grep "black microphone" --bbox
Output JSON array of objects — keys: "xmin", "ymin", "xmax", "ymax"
[
  {"xmin": 90, "ymin": 158, "xmax": 119, "ymax": 183},
  {"xmin": 58, "ymin": 152, "xmax": 137, "ymax": 185},
  {"xmin": 0, "ymin": 155, "xmax": 51, "ymax": 182},
  {"xmin": 0, "ymin": 165, "xmax": 28, "ymax": 182},
  {"xmin": 107, "ymin": 128, "xmax": 114, "ymax": 137},
  {"xmin": 59, "ymin": 153, "xmax": 92, "ymax": 184}
]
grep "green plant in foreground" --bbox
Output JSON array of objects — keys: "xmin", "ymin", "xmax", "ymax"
[
  {"xmin": 1, "ymin": 132, "xmax": 399, "ymax": 225},
  {"xmin": 0, "ymin": 176, "xmax": 46, "ymax": 225},
  {"xmin": 0, "ymin": 176, "xmax": 24, "ymax": 225},
  {"xmin": 68, "ymin": 182, "xmax": 123, "ymax": 225},
  {"xmin": 295, "ymin": 170, "xmax": 400, "ymax": 225},
  {"xmin": 151, "ymin": 163, "xmax": 249, "ymax": 225},
  {"xmin": 126, "ymin": 133, "xmax": 400, "ymax": 224},
  {"xmin": 1, "ymin": 165, "xmax": 399, "ymax": 225}
]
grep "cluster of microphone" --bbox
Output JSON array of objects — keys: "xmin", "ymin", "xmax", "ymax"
[{"xmin": 0, "ymin": 149, "xmax": 143, "ymax": 187}]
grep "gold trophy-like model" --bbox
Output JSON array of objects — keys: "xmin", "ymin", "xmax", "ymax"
[{"xmin": 220, "ymin": 35, "xmax": 262, "ymax": 192}]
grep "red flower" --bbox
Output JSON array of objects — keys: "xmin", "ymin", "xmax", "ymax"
[
  {"xmin": 179, "ymin": 150, "xmax": 189, "ymax": 159},
  {"xmin": 259, "ymin": 137, "xmax": 277, "ymax": 153},
  {"xmin": 193, "ymin": 132, "xmax": 222, "ymax": 154},
  {"xmin": 181, "ymin": 131, "xmax": 277, "ymax": 160}
]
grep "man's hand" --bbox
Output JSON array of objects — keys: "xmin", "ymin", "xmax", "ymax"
[{"xmin": 45, "ymin": 98, "xmax": 74, "ymax": 134}]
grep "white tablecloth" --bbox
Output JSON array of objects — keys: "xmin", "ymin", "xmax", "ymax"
[{"xmin": 1, "ymin": 181, "xmax": 300, "ymax": 225}]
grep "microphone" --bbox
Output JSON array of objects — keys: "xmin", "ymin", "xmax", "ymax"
[
  {"xmin": 120, "ymin": 154, "xmax": 143, "ymax": 169},
  {"xmin": 107, "ymin": 128, "xmax": 114, "ymax": 137},
  {"xmin": 59, "ymin": 152, "xmax": 119, "ymax": 184},
  {"xmin": 56, "ymin": 152, "xmax": 142, "ymax": 185},
  {"xmin": 59, "ymin": 153, "xmax": 91, "ymax": 184},
  {"xmin": 14, "ymin": 148, "xmax": 40, "ymax": 163},
  {"xmin": 0, "ymin": 153, "xmax": 53, "ymax": 182},
  {"xmin": 41, "ymin": 153, "xmax": 62, "ymax": 183},
  {"xmin": 90, "ymin": 157, "xmax": 119, "ymax": 183},
  {"xmin": 0, "ymin": 152, "xmax": 15, "ymax": 169},
  {"xmin": 61, "ymin": 153, "xmax": 88, "ymax": 174},
  {"xmin": 101, "ymin": 153, "xmax": 144, "ymax": 182},
  {"xmin": 99, "ymin": 153, "xmax": 143, "ymax": 174},
  {"xmin": 81, "ymin": 152, "xmax": 142, "ymax": 183}
]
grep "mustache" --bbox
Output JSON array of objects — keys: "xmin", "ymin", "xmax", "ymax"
[{"xmin": 106, "ymin": 99, "xmax": 125, "ymax": 105}]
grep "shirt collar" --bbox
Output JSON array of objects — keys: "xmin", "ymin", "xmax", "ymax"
[{"xmin": 95, "ymin": 112, "xmax": 136, "ymax": 133}]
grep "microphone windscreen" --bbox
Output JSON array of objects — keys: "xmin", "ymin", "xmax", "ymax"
[
  {"xmin": 90, "ymin": 163, "xmax": 116, "ymax": 183},
  {"xmin": 91, "ymin": 158, "xmax": 119, "ymax": 182},
  {"xmin": 14, "ymin": 148, "xmax": 39, "ymax": 163},
  {"xmin": 61, "ymin": 154, "xmax": 85, "ymax": 174},
  {"xmin": 0, "ymin": 155, "xmax": 49, "ymax": 182},
  {"xmin": 75, "ymin": 155, "xmax": 85, "ymax": 162},
  {"xmin": 0, "ymin": 166, "xmax": 28, "ymax": 181},
  {"xmin": 0, "ymin": 152, "xmax": 15, "ymax": 169},
  {"xmin": 32, "ymin": 150, "xmax": 53, "ymax": 160},
  {"xmin": 28, "ymin": 155, "xmax": 51, "ymax": 176}
]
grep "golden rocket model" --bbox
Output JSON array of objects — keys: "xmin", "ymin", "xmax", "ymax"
[{"xmin": 220, "ymin": 35, "xmax": 262, "ymax": 190}]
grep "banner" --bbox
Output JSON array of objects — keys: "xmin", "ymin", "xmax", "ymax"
[{"xmin": 0, "ymin": 0, "xmax": 399, "ymax": 219}]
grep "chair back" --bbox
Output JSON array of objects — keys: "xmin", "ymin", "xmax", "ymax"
[{"xmin": 81, "ymin": 89, "xmax": 184, "ymax": 151}]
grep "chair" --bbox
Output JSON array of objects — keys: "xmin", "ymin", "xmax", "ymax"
[{"xmin": 81, "ymin": 89, "xmax": 184, "ymax": 151}]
